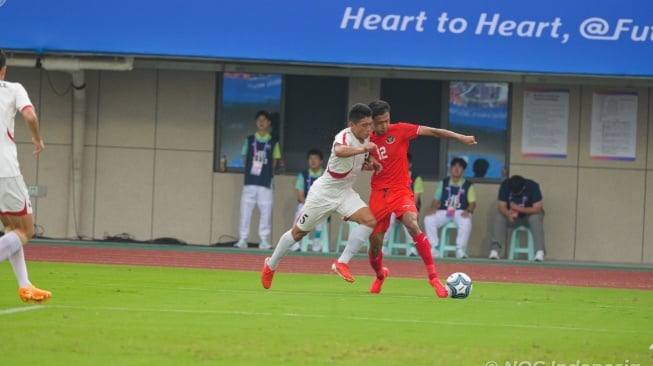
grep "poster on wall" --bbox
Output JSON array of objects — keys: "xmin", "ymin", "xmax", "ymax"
[
  {"xmin": 448, "ymin": 82, "xmax": 509, "ymax": 180},
  {"xmin": 522, "ymin": 89, "xmax": 569, "ymax": 158},
  {"xmin": 219, "ymin": 73, "xmax": 283, "ymax": 169},
  {"xmin": 590, "ymin": 91, "xmax": 638, "ymax": 161}
]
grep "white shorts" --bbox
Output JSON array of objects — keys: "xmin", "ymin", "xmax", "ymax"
[
  {"xmin": 295, "ymin": 187, "xmax": 366, "ymax": 232},
  {"xmin": 0, "ymin": 176, "xmax": 33, "ymax": 216}
]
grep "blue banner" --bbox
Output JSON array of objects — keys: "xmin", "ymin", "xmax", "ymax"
[{"xmin": 1, "ymin": 0, "xmax": 652, "ymax": 76}]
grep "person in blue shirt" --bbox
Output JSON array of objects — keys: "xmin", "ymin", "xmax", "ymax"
[
  {"xmin": 489, "ymin": 175, "xmax": 546, "ymax": 261},
  {"xmin": 290, "ymin": 149, "xmax": 327, "ymax": 252},
  {"xmin": 234, "ymin": 111, "xmax": 281, "ymax": 250}
]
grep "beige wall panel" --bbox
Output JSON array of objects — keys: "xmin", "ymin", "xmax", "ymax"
[
  {"xmin": 33, "ymin": 145, "xmax": 71, "ymax": 238},
  {"xmin": 510, "ymin": 84, "xmax": 581, "ymax": 167},
  {"xmin": 211, "ymin": 172, "xmax": 245, "ymax": 244},
  {"xmin": 578, "ymin": 87, "xmax": 648, "ymax": 169},
  {"xmin": 84, "ymin": 71, "xmax": 100, "ymax": 146},
  {"xmin": 79, "ymin": 147, "xmax": 97, "ymax": 238},
  {"xmin": 464, "ymin": 183, "xmax": 500, "ymax": 258},
  {"xmin": 645, "ymin": 90, "xmax": 653, "ymax": 263},
  {"xmin": 646, "ymin": 89, "xmax": 653, "ymax": 172},
  {"xmin": 98, "ymin": 70, "xmax": 156, "ymax": 148},
  {"xmin": 348, "ymin": 77, "xmax": 380, "ymax": 107},
  {"xmin": 508, "ymin": 165, "xmax": 577, "ymax": 261},
  {"xmin": 6, "ymin": 68, "xmax": 40, "ymax": 104},
  {"xmin": 576, "ymin": 168, "xmax": 645, "ymax": 263},
  {"xmin": 38, "ymin": 71, "xmax": 73, "ymax": 145},
  {"xmin": 152, "ymin": 150, "xmax": 213, "ymax": 245},
  {"xmin": 156, "ymin": 70, "xmax": 216, "ymax": 151},
  {"xmin": 16, "ymin": 143, "xmax": 38, "ymax": 186},
  {"xmin": 643, "ymin": 175, "xmax": 653, "ymax": 264},
  {"xmin": 94, "ymin": 148, "xmax": 154, "ymax": 240}
]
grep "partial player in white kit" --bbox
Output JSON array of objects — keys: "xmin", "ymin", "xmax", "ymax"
[
  {"xmin": 261, "ymin": 103, "xmax": 380, "ymax": 289},
  {"xmin": 0, "ymin": 50, "xmax": 52, "ymax": 303}
]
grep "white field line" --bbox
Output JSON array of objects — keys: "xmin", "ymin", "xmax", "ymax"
[
  {"xmin": 0, "ymin": 305, "xmax": 45, "ymax": 315},
  {"xmin": 49, "ymin": 304, "xmax": 647, "ymax": 335}
]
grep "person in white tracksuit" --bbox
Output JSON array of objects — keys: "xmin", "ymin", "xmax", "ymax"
[
  {"xmin": 423, "ymin": 157, "xmax": 476, "ymax": 259},
  {"xmin": 234, "ymin": 111, "xmax": 281, "ymax": 250}
]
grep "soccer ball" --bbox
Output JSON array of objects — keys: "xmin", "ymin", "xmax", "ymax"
[{"xmin": 445, "ymin": 272, "xmax": 472, "ymax": 299}]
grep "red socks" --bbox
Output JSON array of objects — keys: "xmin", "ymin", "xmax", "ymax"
[
  {"xmin": 413, "ymin": 232, "xmax": 438, "ymax": 280},
  {"xmin": 368, "ymin": 250, "xmax": 385, "ymax": 279}
]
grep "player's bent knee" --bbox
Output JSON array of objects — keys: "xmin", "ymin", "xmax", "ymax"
[
  {"xmin": 362, "ymin": 217, "xmax": 377, "ymax": 228},
  {"xmin": 290, "ymin": 228, "xmax": 308, "ymax": 242}
]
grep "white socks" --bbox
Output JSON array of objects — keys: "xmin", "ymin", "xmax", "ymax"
[
  {"xmin": 268, "ymin": 230, "xmax": 296, "ymax": 270},
  {"xmin": 0, "ymin": 232, "xmax": 30, "ymax": 287},
  {"xmin": 338, "ymin": 224, "xmax": 374, "ymax": 264},
  {"xmin": 10, "ymin": 246, "xmax": 31, "ymax": 287},
  {"xmin": 0, "ymin": 231, "xmax": 22, "ymax": 262}
]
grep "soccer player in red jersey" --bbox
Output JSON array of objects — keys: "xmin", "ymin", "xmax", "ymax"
[{"xmin": 338, "ymin": 100, "xmax": 477, "ymax": 296}]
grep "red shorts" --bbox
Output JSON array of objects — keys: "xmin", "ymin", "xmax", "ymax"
[{"xmin": 369, "ymin": 186, "xmax": 417, "ymax": 235}]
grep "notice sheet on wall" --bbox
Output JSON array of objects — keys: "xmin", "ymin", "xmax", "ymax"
[
  {"xmin": 522, "ymin": 89, "xmax": 569, "ymax": 158},
  {"xmin": 590, "ymin": 91, "xmax": 638, "ymax": 161}
]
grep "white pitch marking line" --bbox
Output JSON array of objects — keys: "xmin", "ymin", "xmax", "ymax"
[
  {"xmin": 49, "ymin": 305, "xmax": 646, "ymax": 334},
  {"xmin": 0, "ymin": 305, "xmax": 44, "ymax": 315}
]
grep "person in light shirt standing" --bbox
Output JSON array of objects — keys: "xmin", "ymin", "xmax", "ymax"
[
  {"xmin": 234, "ymin": 110, "xmax": 281, "ymax": 250},
  {"xmin": 0, "ymin": 49, "xmax": 52, "ymax": 303}
]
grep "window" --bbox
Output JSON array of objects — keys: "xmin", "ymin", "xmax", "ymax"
[
  {"xmin": 380, "ymin": 78, "xmax": 444, "ymax": 179},
  {"xmin": 216, "ymin": 73, "xmax": 282, "ymax": 171},
  {"xmin": 282, "ymin": 75, "xmax": 348, "ymax": 172},
  {"xmin": 447, "ymin": 81, "xmax": 509, "ymax": 180}
]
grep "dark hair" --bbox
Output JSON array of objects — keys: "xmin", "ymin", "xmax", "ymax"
[
  {"xmin": 508, "ymin": 175, "xmax": 526, "ymax": 194},
  {"xmin": 407, "ymin": 152, "xmax": 412, "ymax": 163},
  {"xmin": 255, "ymin": 110, "xmax": 271, "ymax": 121},
  {"xmin": 0, "ymin": 50, "xmax": 6, "ymax": 69},
  {"xmin": 348, "ymin": 103, "xmax": 372, "ymax": 123},
  {"xmin": 368, "ymin": 100, "xmax": 390, "ymax": 118},
  {"xmin": 450, "ymin": 157, "xmax": 467, "ymax": 170},
  {"xmin": 473, "ymin": 158, "xmax": 489, "ymax": 177},
  {"xmin": 306, "ymin": 149, "xmax": 323, "ymax": 160}
]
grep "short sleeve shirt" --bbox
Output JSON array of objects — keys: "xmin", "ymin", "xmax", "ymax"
[{"xmin": 0, "ymin": 81, "xmax": 33, "ymax": 177}]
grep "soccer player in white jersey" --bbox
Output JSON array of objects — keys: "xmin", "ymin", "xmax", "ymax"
[
  {"xmin": 0, "ymin": 50, "xmax": 52, "ymax": 303},
  {"xmin": 261, "ymin": 103, "xmax": 379, "ymax": 289}
]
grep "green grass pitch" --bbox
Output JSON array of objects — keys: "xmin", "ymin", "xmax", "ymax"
[{"xmin": 0, "ymin": 262, "xmax": 651, "ymax": 366}]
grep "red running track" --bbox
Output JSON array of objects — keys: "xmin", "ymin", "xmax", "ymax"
[{"xmin": 24, "ymin": 244, "xmax": 653, "ymax": 290}]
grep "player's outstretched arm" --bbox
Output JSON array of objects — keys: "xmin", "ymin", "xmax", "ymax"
[{"xmin": 418, "ymin": 126, "xmax": 477, "ymax": 145}]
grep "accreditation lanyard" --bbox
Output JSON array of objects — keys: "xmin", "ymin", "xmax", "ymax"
[
  {"xmin": 508, "ymin": 192, "xmax": 527, "ymax": 208},
  {"xmin": 250, "ymin": 139, "xmax": 270, "ymax": 176},
  {"xmin": 447, "ymin": 181, "xmax": 464, "ymax": 206}
]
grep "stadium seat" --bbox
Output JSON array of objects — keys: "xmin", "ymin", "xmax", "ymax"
[
  {"xmin": 439, "ymin": 221, "xmax": 459, "ymax": 258},
  {"xmin": 335, "ymin": 221, "xmax": 369, "ymax": 253},
  {"xmin": 300, "ymin": 220, "xmax": 330, "ymax": 253},
  {"xmin": 508, "ymin": 225, "xmax": 535, "ymax": 260},
  {"xmin": 386, "ymin": 220, "xmax": 414, "ymax": 256}
]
